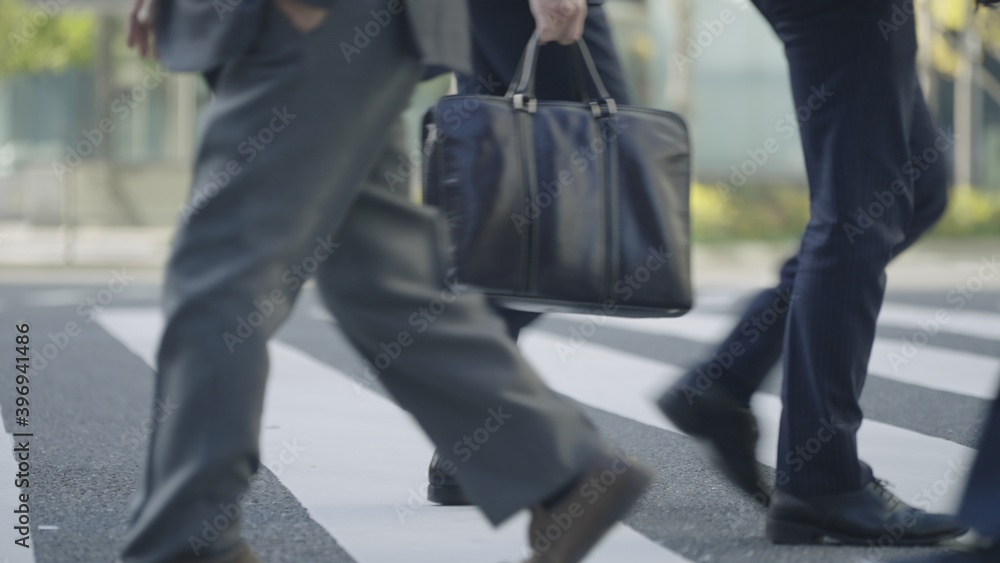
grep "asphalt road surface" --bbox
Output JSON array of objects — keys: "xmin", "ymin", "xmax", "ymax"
[{"xmin": 0, "ymin": 280, "xmax": 996, "ymax": 563}]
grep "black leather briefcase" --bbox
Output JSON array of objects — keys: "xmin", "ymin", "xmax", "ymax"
[{"xmin": 422, "ymin": 33, "xmax": 692, "ymax": 317}]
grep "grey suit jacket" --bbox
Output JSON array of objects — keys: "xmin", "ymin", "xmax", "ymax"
[{"xmin": 154, "ymin": 0, "xmax": 470, "ymax": 75}]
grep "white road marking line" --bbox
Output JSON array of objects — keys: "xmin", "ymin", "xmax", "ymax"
[
  {"xmin": 519, "ymin": 329, "xmax": 976, "ymax": 514},
  {"xmin": 0, "ymin": 407, "xmax": 36, "ymax": 563},
  {"xmin": 869, "ymin": 339, "xmax": 1000, "ymax": 400},
  {"xmin": 691, "ymin": 289, "xmax": 754, "ymax": 309},
  {"xmin": 97, "ymin": 309, "xmax": 691, "ymax": 563},
  {"xmin": 568, "ymin": 312, "xmax": 733, "ymax": 342},
  {"xmin": 876, "ymin": 303, "xmax": 1000, "ymax": 342},
  {"xmin": 552, "ymin": 308, "xmax": 1000, "ymax": 400},
  {"xmin": 20, "ymin": 290, "xmax": 92, "ymax": 309}
]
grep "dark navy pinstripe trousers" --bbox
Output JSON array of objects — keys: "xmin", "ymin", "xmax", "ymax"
[{"xmin": 700, "ymin": 0, "xmax": 949, "ymax": 495}]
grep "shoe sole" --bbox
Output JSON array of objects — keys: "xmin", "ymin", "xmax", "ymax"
[
  {"xmin": 426, "ymin": 484, "xmax": 471, "ymax": 506},
  {"xmin": 766, "ymin": 518, "xmax": 969, "ymax": 546}
]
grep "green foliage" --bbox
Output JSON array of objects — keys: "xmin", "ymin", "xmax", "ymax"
[
  {"xmin": 692, "ymin": 183, "xmax": 1000, "ymax": 242},
  {"xmin": 0, "ymin": 0, "xmax": 95, "ymax": 76},
  {"xmin": 928, "ymin": 0, "xmax": 1000, "ymax": 77},
  {"xmin": 691, "ymin": 183, "xmax": 810, "ymax": 242},
  {"xmin": 931, "ymin": 186, "xmax": 1000, "ymax": 236}
]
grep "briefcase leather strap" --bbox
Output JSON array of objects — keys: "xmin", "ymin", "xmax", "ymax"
[{"xmin": 505, "ymin": 31, "xmax": 616, "ymax": 113}]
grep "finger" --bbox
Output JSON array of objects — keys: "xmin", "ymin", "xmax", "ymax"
[
  {"xmin": 137, "ymin": 0, "xmax": 155, "ymax": 24},
  {"xmin": 137, "ymin": 0, "xmax": 158, "ymax": 58},
  {"xmin": 136, "ymin": 0, "xmax": 153, "ymax": 53},
  {"xmin": 129, "ymin": 19, "xmax": 146, "ymax": 58},
  {"xmin": 555, "ymin": 21, "xmax": 577, "ymax": 45},
  {"xmin": 126, "ymin": 0, "xmax": 150, "ymax": 55},
  {"xmin": 574, "ymin": 5, "xmax": 587, "ymax": 40},
  {"xmin": 564, "ymin": 11, "xmax": 585, "ymax": 45},
  {"xmin": 126, "ymin": 7, "xmax": 140, "ymax": 47},
  {"xmin": 552, "ymin": 19, "xmax": 571, "ymax": 43},
  {"xmin": 536, "ymin": 18, "xmax": 555, "ymax": 44},
  {"xmin": 134, "ymin": 32, "xmax": 146, "ymax": 58},
  {"xmin": 128, "ymin": 22, "xmax": 143, "ymax": 55},
  {"xmin": 554, "ymin": 2, "xmax": 582, "ymax": 45},
  {"xmin": 556, "ymin": 23, "xmax": 578, "ymax": 45},
  {"xmin": 139, "ymin": 28, "xmax": 152, "ymax": 59},
  {"xmin": 141, "ymin": 31, "xmax": 152, "ymax": 59}
]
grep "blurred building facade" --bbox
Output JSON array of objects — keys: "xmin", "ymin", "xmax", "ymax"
[{"xmin": 0, "ymin": 0, "xmax": 997, "ymax": 228}]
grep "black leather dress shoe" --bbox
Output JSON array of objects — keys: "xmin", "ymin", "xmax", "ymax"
[
  {"xmin": 426, "ymin": 450, "xmax": 471, "ymax": 506},
  {"xmin": 657, "ymin": 378, "xmax": 765, "ymax": 503},
  {"xmin": 767, "ymin": 479, "xmax": 968, "ymax": 545}
]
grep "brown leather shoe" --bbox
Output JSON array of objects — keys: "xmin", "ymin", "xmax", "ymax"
[
  {"xmin": 168, "ymin": 543, "xmax": 261, "ymax": 563},
  {"xmin": 523, "ymin": 449, "xmax": 655, "ymax": 563}
]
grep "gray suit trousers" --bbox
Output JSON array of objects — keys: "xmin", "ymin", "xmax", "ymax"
[{"xmin": 120, "ymin": 2, "xmax": 603, "ymax": 561}]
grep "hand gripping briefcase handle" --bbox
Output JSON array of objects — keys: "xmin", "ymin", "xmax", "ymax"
[
  {"xmin": 422, "ymin": 33, "xmax": 693, "ymax": 318},
  {"xmin": 506, "ymin": 32, "xmax": 615, "ymax": 113}
]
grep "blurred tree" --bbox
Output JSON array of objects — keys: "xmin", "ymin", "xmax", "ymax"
[
  {"xmin": 0, "ymin": 0, "xmax": 95, "ymax": 76},
  {"xmin": 919, "ymin": 0, "xmax": 1000, "ymax": 187},
  {"xmin": 927, "ymin": 0, "xmax": 1000, "ymax": 77}
]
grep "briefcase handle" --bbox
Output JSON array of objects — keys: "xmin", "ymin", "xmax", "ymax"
[{"xmin": 505, "ymin": 31, "xmax": 615, "ymax": 111}]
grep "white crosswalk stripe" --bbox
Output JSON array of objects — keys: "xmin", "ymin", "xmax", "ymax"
[
  {"xmin": 518, "ymin": 330, "xmax": 976, "ymax": 513},
  {"xmin": 0, "ymin": 408, "xmax": 36, "ymax": 563},
  {"xmin": 868, "ymin": 339, "xmax": 1000, "ymax": 399},
  {"xmin": 572, "ymin": 307, "xmax": 1000, "ymax": 400},
  {"xmin": 97, "ymin": 309, "xmax": 692, "ymax": 563},
  {"xmin": 88, "ymin": 294, "xmax": 998, "ymax": 562},
  {"xmin": 876, "ymin": 302, "xmax": 1000, "ymax": 342}
]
